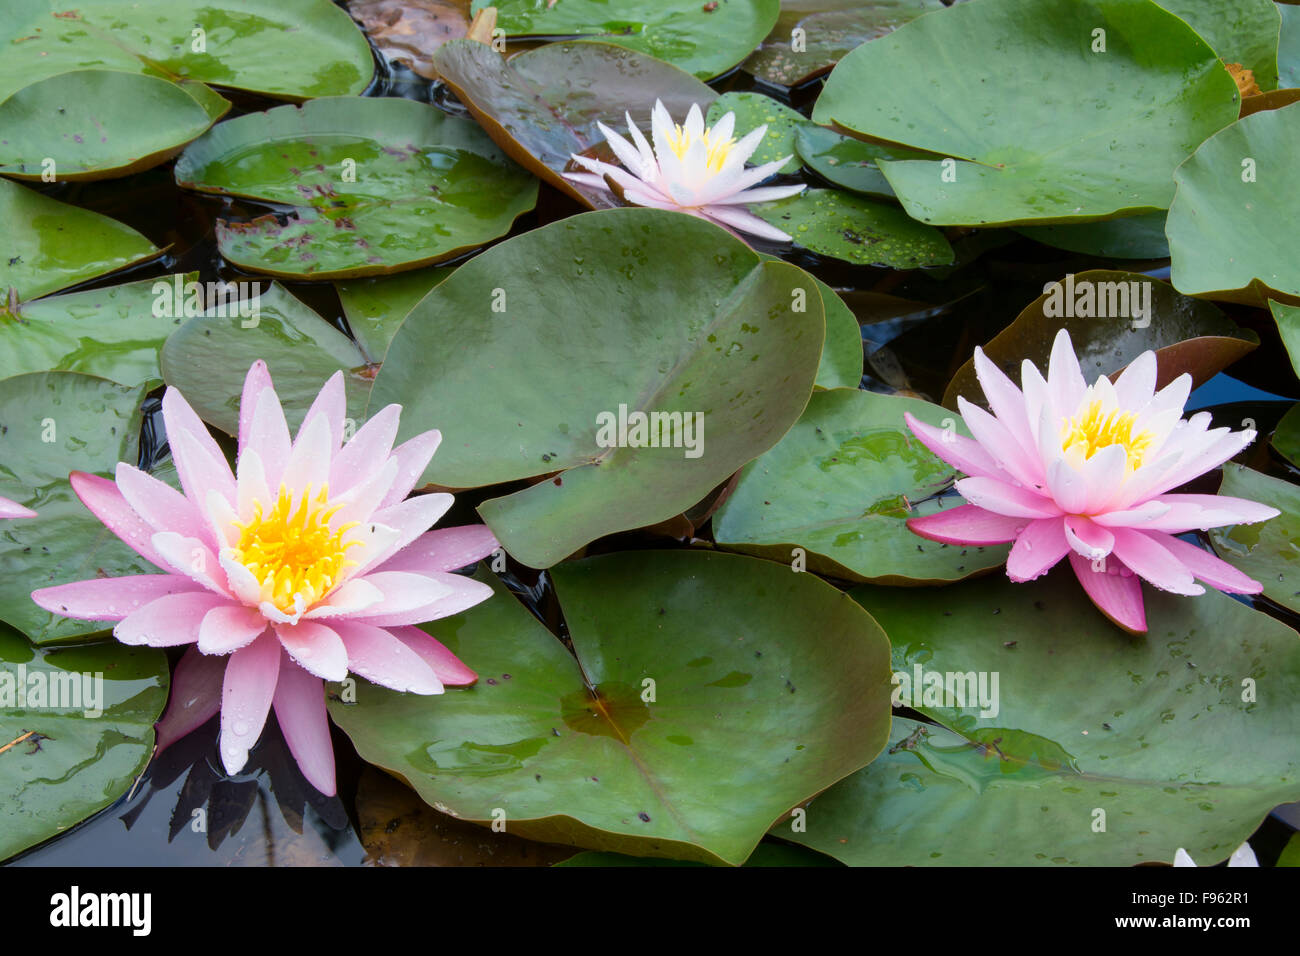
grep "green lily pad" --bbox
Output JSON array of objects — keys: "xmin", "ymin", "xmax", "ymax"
[
  {"xmin": 476, "ymin": 0, "xmax": 779, "ymax": 80},
  {"xmin": 714, "ymin": 387, "xmax": 1008, "ymax": 583},
  {"xmin": 174, "ymin": 96, "xmax": 538, "ymax": 279},
  {"xmin": 1271, "ymin": 402, "xmax": 1300, "ymax": 467},
  {"xmin": 1155, "ymin": 0, "xmax": 1281, "ymax": 91},
  {"xmin": 0, "ymin": 274, "xmax": 195, "ymax": 386},
  {"xmin": 0, "ymin": 179, "xmax": 161, "ymax": 302},
  {"xmin": 329, "ymin": 551, "xmax": 893, "ymax": 866},
  {"xmin": 782, "ymin": 569, "xmax": 1300, "ymax": 866},
  {"xmin": 0, "ymin": 70, "xmax": 225, "ymax": 182},
  {"xmin": 1270, "ymin": 299, "xmax": 1300, "ymax": 377},
  {"xmin": 812, "ymin": 0, "xmax": 1241, "ymax": 226},
  {"xmin": 371, "ymin": 208, "xmax": 825, "ymax": 568},
  {"xmin": 160, "ymin": 283, "xmax": 371, "ymax": 437},
  {"xmin": 744, "ymin": 0, "xmax": 942, "ymax": 88},
  {"xmin": 795, "ymin": 123, "xmax": 935, "ymax": 199},
  {"xmin": 431, "ymin": 39, "xmax": 716, "ymax": 208},
  {"xmin": 0, "ymin": 373, "xmax": 155, "ymax": 645},
  {"xmin": 706, "ymin": 93, "xmax": 807, "ymax": 175},
  {"xmin": 1016, "ymin": 212, "xmax": 1172, "ymax": 259},
  {"xmin": 0, "ymin": 624, "xmax": 168, "ymax": 862},
  {"xmin": 0, "ymin": 0, "xmax": 373, "ymax": 102},
  {"xmin": 1282, "ymin": 3, "xmax": 1300, "ymax": 89},
  {"xmin": 943, "ymin": 270, "xmax": 1259, "ymax": 411},
  {"xmin": 1208, "ymin": 463, "xmax": 1300, "ymax": 613},
  {"xmin": 1168, "ymin": 102, "xmax": 1300, "ymax": 305},
  {"xmin": 812, "ymin": 279, "xmax": 863, "ymax": 390},
  {"xmin": 753, "ymin": 188, "xmax": 954, "ymax": 268},
  {"xmin": 336, "ymin": 266, "xmax": 454, "ymax": 363}
]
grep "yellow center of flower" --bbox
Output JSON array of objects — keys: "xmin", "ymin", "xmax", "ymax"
[
  {"xmin": 230, "ymin": 484, "xmax": 360, "ymax": 613},
  {"xmin": 1060, "ymin": 401, "xmax": 1155, "ymax": 470},
  {"xmin": 665, "ymin": 122, "xmax": 735, "ymax": 173}
]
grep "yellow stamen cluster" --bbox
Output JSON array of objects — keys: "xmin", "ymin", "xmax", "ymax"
[
  {"xmin": 230, "ymin": 484, "xmax": 359, "ymax": 613},
  {"xmin": 1061, "ymin": 400, "xmax": 1154, "ymax": 470},
  {"xmin": 665, "ymin": 122, "xmax": 735, "ymax": 173}
]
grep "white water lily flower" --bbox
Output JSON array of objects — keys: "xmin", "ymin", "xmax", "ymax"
[
  {"xmin": 564, "ymin": 100, "xmax": 806, "ymax": 242},
  {"xmin": 1174, "ymin": 842, "xmax": 1258, "ymax": 866}
]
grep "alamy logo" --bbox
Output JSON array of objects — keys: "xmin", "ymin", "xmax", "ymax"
[
  {"xmin": 891, "ymin": 665, "xmax": 1000, "ymax": 718},
  {"xmin": 1041, "ymin": 273, "xmax": 1152, "ymax": 329},
  {"xmin": 0, "ymin": 665, "xmax": 104, "ymax": 717},
  {"xmin": 152, "ymin": 275, "xmax": 261, "ymax": 327},
  {"xmin": 595, "ymin": 404, "xmax": 704, "ymax": 459},
  {"xmin": 49, "ymin": 887, "xmax": 151, "ymax": 936}
]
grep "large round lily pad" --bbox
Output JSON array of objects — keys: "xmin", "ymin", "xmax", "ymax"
[
  {"xmin": 174, "ymin": 96, "xmax": 538, "ymax": 279},
  {"xmin": 476, "ymin": 0, "xmax": 779, "ymax": 80},
  {"xmin": 0, "ymin": 70, "xmax": 225, "ymax": 181},
  {"xmin": 783, "ymin": 568, "xmax": 1300, "ymax": 866},
  {"xmin": 1154, "ymin": 0, "xmax": 1281, "ymax": 91},
  {"xmin": 812, "ymin": 0, "xmax": 1241, "ymax": 226},
  {"xmin": 795, "ymin": 123, "xmax": 936, "ymax": 199},
  {"xmin": 370, "ymin": 208, "xmax": 826, "ymax": 568},
  {"xmin": 0, "ymin": 624, "xmax": 168, "ymax": 862},
  {"xmin": 0, "ymin": 179, "xmax": 161, "ymax": 302},
  {"xmin": 942, "ymin": 271, "xmax": 1259, "ymax": 411},
  {"xmin": 1209, "ymin": 463, "xmax": 1300, "ymax": 614},
  {"xmin": 714, "ymin": 388, "xmax": 1008, "ymax": 583},
  {"xmin": 431, "ymin": 39, "xmax": 716, "ymax": 208},
  {"xmin": 1167, "ymin": 101, "xmax": 1300, "ymax": 305},
  {"xmin": 0, "ymin": 373, "xmax": 154, "ymax": 645},
  {"xmin": 0, "ymin": 0, "xmax": 373, "ymax": 102},
  {"xmin": 329, "ymin": 550, "xmax": 893, "ymax": 865},
  {"xmin": 0, "ymin": 275, "xmax": 193, "ymax": 386},
  {"xmin": 160, "ymin": 283, "xmax": 372, "ymax": 436}
]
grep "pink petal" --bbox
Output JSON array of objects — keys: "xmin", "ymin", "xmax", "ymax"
[
  {"xmin": 1006, "ymin": 516, "xmax": 1069, "ymax": 582},
  {"xmin": 955, "ymin": 476, "xmax": 1062, "ymax": 518},
  {"xmin": 373, "ymin": 525, "xmax": 500, "ymax": 575},
  {"xmin": 150, "ymin": 531, "xmax": 231, "ymax": 596},
  {"xmin": 1113, "ymin": 350, "xmax": 1157, "ymax": 409},
  {"xmin": 1150, "ymin": 494, "xmax": 1279, "ymax": 527},
  {"xmin": 198, "ymin": 603, "xmax": 270, "ymax": 655},
  {"xmin": 298, "ymin": 371, "xmax": 346, "ymax": 451},
  {"xmin": 354, "ymin": 493, "xmax": 454, "ymax": 573},
  {"xmin": 1078, "ymin": 444, "xmax": 1130, "ymax": 515},
  {"xmin": 1155, "ymin": 533, "xmax": 1264, "ymax": 594},
  {"xmin": 115, "ymin": 462, "xmax": 213, "ymax": 548},
  {"xmin": 1092, "ymin": 501, "xmax": 1172, "ymax": 527},
  {"xmin": 1064, "ymin": 515, "xmax": 1115, "ymax": 560},
  {"xmin": 220, "ymin": 629, "xmax": 281, "ymax": 774},
  {"xmin": 32, "ymin": 574, "xmax": 204, "ymax": 621},
  {"xmin": 344, "ymin": 570, "xmax": 453, "ymax": 617},
  {"xmin": 238, "ymin": 360, "xmax": 274, "ymax": 459},
  {"xmin": 378, "ymin": 429, "xmax": 442, "ymax": 509},
  {"xmin": 301, "ymin": 577, "xmax": 384, "ymax": 620},
  {"xmin": 701, "ymin": 204, "xmax": 792, "ymax": 242},
  {"xmin": 905, "ymin": 503, "xmax": 1025, "ymax": 545},
  {"xmin": 245, "ymin": 384, "xmax": 292, "ymax": 489},
  {"xmin": 331, "ymin": 620, "xmax": 442, "ymax": 694},
  {"xmin": 275, "ymin": 620, "xmax": 349, "ymax": 681},
  {"xmin": 0, "ymin": 496, "xmax": 37, "ymax": 518},
  {"xmin": 272, "ymin": 652, "xmax": 336, "ymax": 796},
  {"xmin": 972, "ymin": 347, "xmax": 1037, "ymax": 463},
  {"xmin": 1068, "ymin": 551, "xmax": 1147, "ymax": 634},
  {"xmin": 350, "ymin": 573, "xmax": 494, "ymax": 627},
  {"xmin": 1047, "ymin": 328, "xmax": 1087, "ymax": 417},
  {"xmin": 903, "ymin": 412, "xmax": 1002, "ymax": 479},
  {"xmin": 155, "ymin": 646, "xmax": 226, "ymax": 754},
  {"xmin": 957, "ymin": 397, "xmax": 1042, "ymax": 487},
  {"xmin": 331, "ymin": 404, "xmax": 400, "ymax": 495},
  {"xmin": 163, "ymin": 388, "xmax": 236, "ymax": 507},
  {"xmin": 114, "ymin": 591, "xmax": 230, "ymax": 647},
  {"xmin": 69, "ymin": 471, "xmax": 167, "ymax": 567},
  {"xmin": 389, "ymin": 625, "xmax": 477, "ymax": 686},
  {"xmin": 1110, "ymin": 528, "xmax": 1204, "ymax": 596}
]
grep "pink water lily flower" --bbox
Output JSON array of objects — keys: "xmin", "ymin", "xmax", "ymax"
[
  {"xmin": 563, "ymin": 99, "xmax": 806, "ymax": 242},
  {"xmin": 32, "ymin": 361, "xmax": 499, "ymax": 795},
  {"xmin": 904, "ymin": 329, "xmax": 1278, "ymax": 634},
  {"xmin": 0, "ymin": 497, "xmax": 36, "ymax": 518}
]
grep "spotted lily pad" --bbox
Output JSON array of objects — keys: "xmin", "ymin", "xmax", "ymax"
[
  {"xmin": 329, "ymin": 551, "xmax": 893, "ymax": 865},
  {"xmin": 476, "ymin": 0, "xmax": 780, "ymax": 80},
  {"xmin": 714, "ymin": 388, "xmax": 1007, "ymax": 583},
  {"xmin": 706, "ymin": 93, "xmax": 808, "ymax": 175},
  {"xmin": 0, "ymin": 624, "xmax": 168, "ymax": 862},
  {"xmin": 1168, "ymin": 101, "xmax": 1300, "ymax": 305},
  {"xmin": 1208, "ymin": 463, "xmax": 1300, "ymax": 613},
  {"xmin": 371, "ymin": 208, "xmax": 826, "ymax": 568},
  {"xmin": 431, "ymin": 39, "xmax": 716, "ymax": 208},
  {"xmin": 174, "ymin": 96, "xmax": 538, "ymax": 279},
  {"xmin": 0, "ymin": 373, "xmax": 155, "ymax": 645},
  {"xmin": 942, "ymin": 271, "xmax": 1259, "ymax": 411},
  {"xmin": 160, "ymin": 283, "xmax": 372, "ymax": 436},
  {"xmin": 783, "ymin": 569, "xmax": 1300, "ymax": 866},
  {"xmin": 0, "ymin": 179, "xmax": 161, "ymax": 302},
  {"xmin": 812, "ymin": 0, "xmax": 1241, "ymax": 226},
  {"xmin": 753, "ymin": 188, "xmax": 954, "ymax": 268}
]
